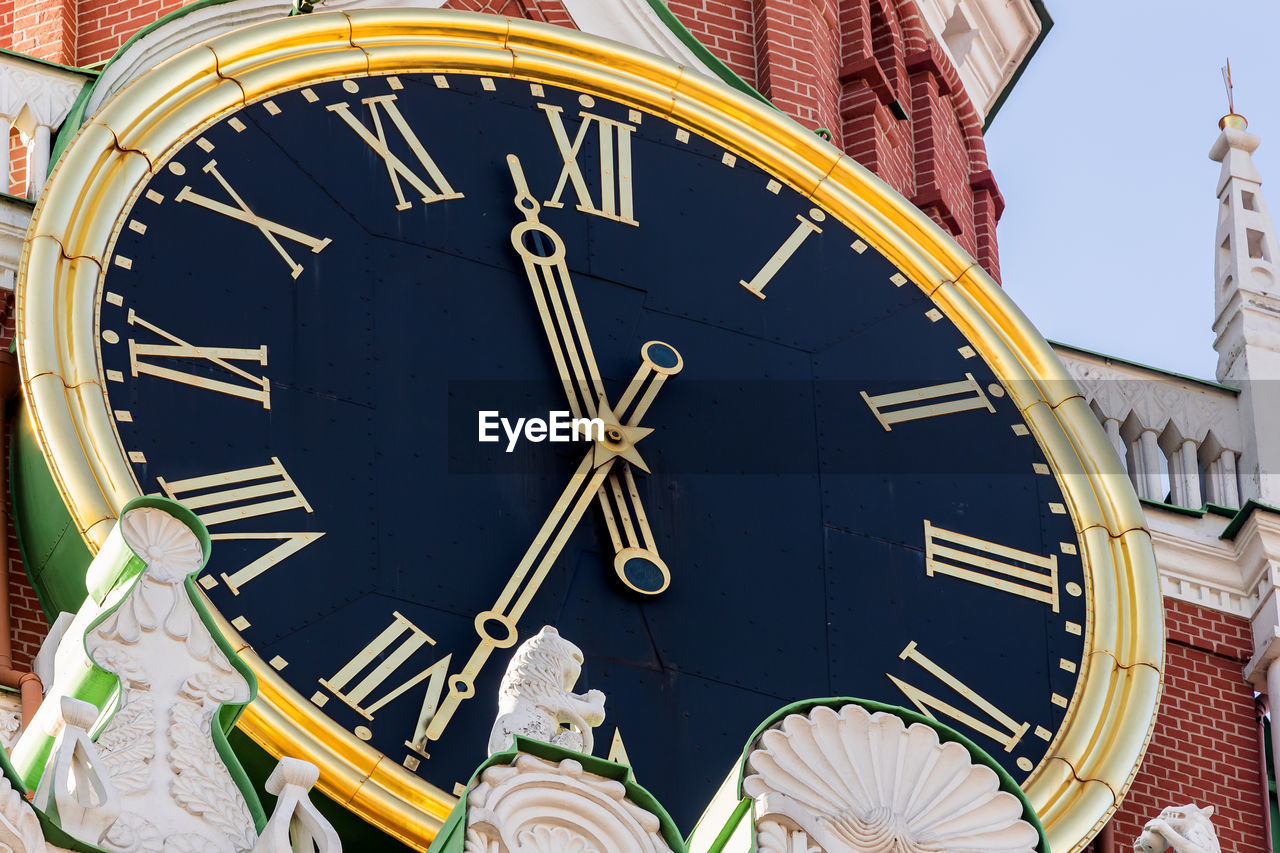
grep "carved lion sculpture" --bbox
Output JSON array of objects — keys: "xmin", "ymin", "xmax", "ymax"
[
  {"xmin": 1134, "ymin": 804, "xmax": 1220, "ymax": 853},
  {"xmin": 486, "ymin": 626, "xmax": 607, "ymax": 757}
]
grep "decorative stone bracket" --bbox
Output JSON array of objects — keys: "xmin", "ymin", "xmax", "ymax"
[
  {"xmin": 685, "ymin": 699, "xmax": 1047, "ymax": 853},
  {"xmin": 3, "ymin": 498, "xmax": 342, "ymax": 853}
]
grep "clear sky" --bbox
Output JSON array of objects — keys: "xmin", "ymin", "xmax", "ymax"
[{"xmin": 985, "ymin": 0, "xmax": 1280, "ymax": 381}]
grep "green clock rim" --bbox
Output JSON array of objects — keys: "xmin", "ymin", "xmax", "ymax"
[{"xmin": 15, "ymin": 10, "xmax": 1164, "ymax": 852}]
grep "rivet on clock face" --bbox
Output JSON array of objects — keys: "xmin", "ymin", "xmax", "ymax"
[{"xmin": 606, "ymin": 428, "xmax": 624, "ymax": 443}]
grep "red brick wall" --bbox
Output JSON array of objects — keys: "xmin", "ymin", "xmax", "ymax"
[
  {"xmin": 0, "ymin": 295, "xmax": 45, "ymax": 670},
  {"xmin": 8, "ymin": 0, "xmax": 75, "ymax": 63},
  {"xmin": 1106, "ymin": 598, "xmax": 1269, "ymax": 853},
  {"xmin": 76, "ymin": 0, "xmax": 181, "ymax": 66},
  {"xmin": 672, "ymin": 0, "xmax": 1003, "ymax": 279}
]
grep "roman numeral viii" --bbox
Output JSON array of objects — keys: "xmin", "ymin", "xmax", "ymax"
[
  {"xmin": 327, "ymin": 94, "xmax": 464, "ymax": 211},
  {"xmin": 888, "ymin": 641, "xmax": 1030, "ymax": 752},
  {"xmin": 924, "ymin": 521, "xmax": 1059, "ymax": 611},
  {"xmin": 540, "ymin": 103, "xmax": 638, "ymax": 225},
  {"xmin": 127, "ymin": 310, "xmax": 270, "ymax": 408},
  {"xmin": 159, "ymin": 458, "xmax": 323, "ymax": 595}
]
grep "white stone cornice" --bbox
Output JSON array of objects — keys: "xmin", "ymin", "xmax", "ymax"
[
  {"xmin": 0, "ymin": 197, "xmax": 33, "ymax": 292},
  {"xmin": 0, "ymin": 54, "xmax": 88, "ymax": 128},
  {"xmin": 1146, "ymin": 507, "xmax": 1253, "ymax": 618},
  {"xmin": 912, "ymin": 0, "xmax": 1042, "ymax": 120}
]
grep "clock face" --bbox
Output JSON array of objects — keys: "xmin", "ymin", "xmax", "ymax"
[{"xmin": 89, "ymin": 70, "xmax": 1089, "ymax": 828}]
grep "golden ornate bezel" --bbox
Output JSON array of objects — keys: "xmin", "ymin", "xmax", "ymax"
[{"xmin": 17, "ymin": 10, "xmax": 1162, "ymax": 851}]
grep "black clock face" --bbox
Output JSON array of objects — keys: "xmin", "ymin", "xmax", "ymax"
[{"xmin": 95, "ymin": 71, "xmax": 1088, "ymax": 828}]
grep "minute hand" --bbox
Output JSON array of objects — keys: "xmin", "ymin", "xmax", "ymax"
[
  {"xmin": 424, "ymin": 450, "xmax": 615, "ymax": 742},
  {"xmin": 507, "ymin": 153, "xmax": 606, "ymax": 419}
]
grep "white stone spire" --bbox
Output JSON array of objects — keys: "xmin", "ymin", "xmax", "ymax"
[{"xmin": 1211, "ymin": 113, "xmax": 1280, "ymax": 503}]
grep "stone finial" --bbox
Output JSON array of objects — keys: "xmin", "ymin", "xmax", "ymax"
[
  {"xmin": 486, "ymin": 626, "xmax": 606, "ymax": 756},
  {"xmin": 252, "ymin": 758, "xmax": 341, "ymax": 853},
  {"xmin": 1134, "ymin": 805, "xmax": 1220, "ymax": 853},
  {"xmin": 32, "ymin": 697, "xmax": 120, "ymax": 847}
]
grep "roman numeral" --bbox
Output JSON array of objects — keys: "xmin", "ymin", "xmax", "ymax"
[
  {"xmin": 318, "ymin": 612, "xmax": 452, "ymax": 734},
  {"xmin": 924, "ymin": 521, "xmax": 1059, "ymax": 611},
  {"xmin": 127, "ymin": 310, "xmax": 270, "ymax": 408},
  {"xmin": 156, "ymin": 457, "xmax": 312, "ymax": 527},
  {"xmin": 327, "ymin": 94, "xmax": 464, "ymax": 211},
  {"xmin": 539, "ymin": 103, "xmax": 638, "ymax": 225},
  {"xmin": 208, "ymin": 531, "xmax": 325, "ymax": 595},
  {"xmin": 860, "ymin": 373, "xmax": 995, "ymax": 431},
  {"xmin": 175, "ymin": 160, "xmax": 331, "ymax": 279},
  {"xmin": 739, "ymin": 210, "xmax": 825, "ymax": 299},
  {"xmin": 888, "ymin": 641, "xmax": 1029, "ymax": 752}
]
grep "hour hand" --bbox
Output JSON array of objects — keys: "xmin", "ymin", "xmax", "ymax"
[
  {"xmin": 595, "ymin": 341, "xmax": 684, "ymax": 595},
  {"xmin": 507, "ymin": 153, "xmax": 605, "ymax": 419}
]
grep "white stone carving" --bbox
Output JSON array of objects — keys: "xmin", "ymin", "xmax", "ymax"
[
  {"xmin": 251, "ymin": 758, "xmax": 340, "ymax": 853},
  {"xmin": 32, "ymin": 697, "xmax": 119, "ymax": 845},
  {"xmin": 1134, "ymin": 804, "xmax": 1220, "ymax": 853},
  {"xmin": 911, "ymin": 0, "xmax": 1043, "ymax": 120},
  {"xmin": 486, "ymin": 626, "xmax": 605, "ymax": 756},
  {"xmin": 0, "ymin": 762, "xmax": 55, "ymax": 853},
  {"xmin": 84, "ymin": 507, "xmax": 256, "ymax": 853},
  {"xmin": 466, "ymin": 754, "xmax": 674, "ymax": 853},
  {"xmin": 743, "ymin": 704, "xmax": 1039, "ymax": 853},
  {"xmin": 0, "ymin": 54, "xmax": 90, "ymax": 198}
]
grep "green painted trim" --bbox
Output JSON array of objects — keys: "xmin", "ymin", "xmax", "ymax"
[
  {"xmin": 0, "ymin": 192, "xmax": 34, "ymax": 207},
  {"xmin": 428, "ymin": 736, "xmax": 686, "ymax": 853},
  {"xmin": 732, "ymin": 697, "xmax": 1049, "ymax": 853},
  {"xmin": 0, "ymin": 47, "xmax": 98, "ymax": 76},
  {"xmin": 1206, "ymin": 503, "xmax": 1238, "ymax": 519},
  {"xmin": 1221, "ymin": 499, "xmax": 1280, "ymax": 541},
  {"xmin": 1049, "ymin": 340, "xmax": 1238, "ymax": 393},
  {"xmin": 11, "ymin": 402, "xmax": 91, "ymax": 621},
  {"xmin": 701, "ymin": 796, "xmax": 751, "ymax": 853},
  {"xmin": 644, "ymin": 0, "xmax": 774, "ymax": 109},
  {"xmin": 1139, "ymin": 497, "xmax": 1205, "ymax": 518},
  {"xmin": 981, "ymin": 0, "xmax": 1052, "ymax": 132},
  {"xmin": 48, "ymin": 79, "xmax": 98, "ymax": 172},
  {"xmin": 185, "ymin": 570, "xmax": 266, "ymax": 830}
]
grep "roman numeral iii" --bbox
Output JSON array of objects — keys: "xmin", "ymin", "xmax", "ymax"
[
  {"xmin": 888, "ymin": 641, "xmax": 1030, "ymax": 752},
  {"xmin": 860, "ymin": 373, "xmax": 996, "ymax": 430},
  {"xmin": 539, "ymin": 103, "xmax": 638, "ymax": 225},
  {"xmin": 328, "ymin": 94, "xmax": 464, "ymax": 210},
  {"xmin": 127, "ymin": 310, "xmax": 270, "ymax": 408},
  {"xmin": 924, "ymin": 520, "xmax": 1059, "ymax": 611}
]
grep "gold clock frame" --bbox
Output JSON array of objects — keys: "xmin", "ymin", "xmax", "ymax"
[{"xmin": 17, "ymin": 11, "xmax": 1162, "ymax": 852}]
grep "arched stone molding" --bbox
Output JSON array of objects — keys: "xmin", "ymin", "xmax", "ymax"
[{"xmin": 465, "ymin": 754, "xmax": 676, "ymax": 853}]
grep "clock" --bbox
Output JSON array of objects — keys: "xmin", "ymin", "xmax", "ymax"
[{"xmin": 16, "ymin": 11, "xmax": 1162, "ymax": 853}]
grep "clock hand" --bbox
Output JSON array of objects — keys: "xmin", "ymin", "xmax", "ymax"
[
  {"xmin": 597, "ymin": 341, "xmax": 684, "ymax": 595},
  {"xmin": 424, "ymin": 342, "xmax": 682, "ymax": 741},
  {"xmin": 508, "ymin": 153, "xmax": 606, "ymax": 419},
  {"xmin": 507, "ymin": 154, "xmax": 682, "ymax": 597},
  {"xmin": 423, "ymin": 450, "xmax": 614, "ymax": 744}
]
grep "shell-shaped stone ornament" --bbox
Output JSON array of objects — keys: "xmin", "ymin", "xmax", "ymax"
[
  {"xmin": 743, "ymin": 704, "xmax": 1039, "ymax": 853},
  {"xmin": 120, "ymin": 506, "xmax": 204, "ymax": 581}
]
